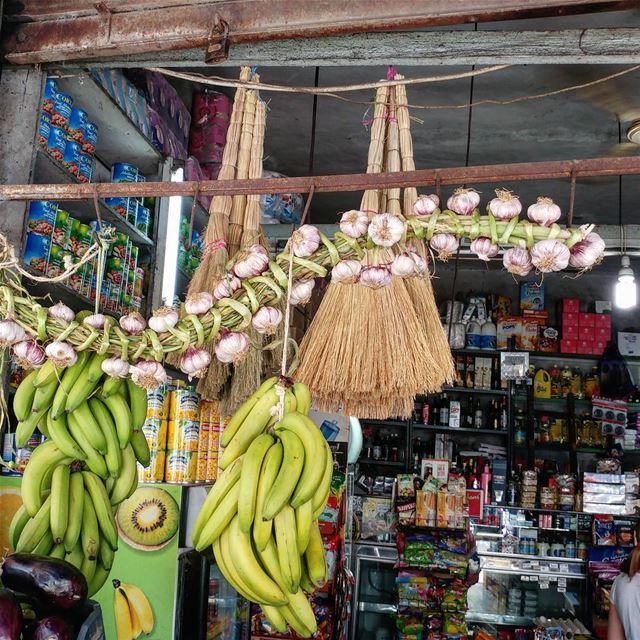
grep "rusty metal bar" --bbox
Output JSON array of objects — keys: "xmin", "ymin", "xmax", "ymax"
[
  {"xmin": 3, "ymin": 0, "xmax": 635, "ymax": 64},
  {"xmin": 1, "ymin": 156, "xmax": 640, "ymax": 202}
]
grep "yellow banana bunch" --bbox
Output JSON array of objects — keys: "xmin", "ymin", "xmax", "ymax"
[
  {"xmin": 114, "ymin": 580, "xmax": 154, "ymax": 640},
  {"xmin": 193, "ymin": 379, "xmax": 332, "ymax": 638}
]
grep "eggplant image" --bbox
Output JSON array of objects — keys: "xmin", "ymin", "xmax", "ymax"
[
  {"xmin": 0, "ymin": 589, "xmax": 23, "ymax": 640},
  {"xmin": 0, "ymin": 554, "xmax": 87, "ymax": 611},
  {"xmin": 25, "ymin": 616, "xmax": 74, "ymax": 640}
]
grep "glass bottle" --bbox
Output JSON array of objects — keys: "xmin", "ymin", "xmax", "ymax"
[
  {"xmin": 474, "ymin": 399, "xmax": 483, "ymax": 429},
  {"xmin": 571, "ymin": 367, "xmax": 583, "ymax": 398},
  {"xmin": 440, "ymin": 393, "xmax": 449, "ymax": 426},
  {"xmin": 560, "ymin": 365, "xmax": 572, "ymax": 397}
]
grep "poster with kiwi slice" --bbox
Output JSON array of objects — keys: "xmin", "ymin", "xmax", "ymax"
[{"xmin": 92, "ymin": 484, "xmax": 183, "ymax": 639}]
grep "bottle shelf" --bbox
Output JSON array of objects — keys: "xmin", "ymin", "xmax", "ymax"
[
  {"xmin": 357, "ymin": 459, "xmax": 405, "ymax": 468},
  {"xmin": 441, "ymin": 386, "xmax": 508, "ymax": 396},
  {"xmin": 412, "ymin": 424, "xmax": 508, "ymax": 437}
]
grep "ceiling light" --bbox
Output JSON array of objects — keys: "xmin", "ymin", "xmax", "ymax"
[
  {"xmin": 627, "ymin": 120, "xmax": 640, "ymax": 145},
  {"xmin": 615, "ymin": 255, "xmax": 637, "ymax": 309}
]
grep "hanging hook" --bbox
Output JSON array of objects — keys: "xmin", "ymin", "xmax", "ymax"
[{"xmin": 567, "ymin": 163, "xmax": 577, "ymax": 227}]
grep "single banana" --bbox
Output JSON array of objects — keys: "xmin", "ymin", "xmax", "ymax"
[
  {"xmin": 13, "ymin": 369, "xmax": 39, "ymax": 422},
  {"xmin": 219, "ymin": 387, "xmax": 279, "ymax": 469},
  {"xmin": 280, "ymin": 604, "xmax": 313, "ymax": 638},
  {"xmin": 192, "ymin": 456, "xmax": 243, "ymax": 545},
  {"xmin": 262, "ymin": 430, "xmax": 304, "ymax": 521},
  {"xmin": 114, "ymin": 587, "xmax": 134, "ymax": 640},
  {"xmin": 80, "ymin": 555, "xmax": 97, "ymax": 584},
  {"xmin": 88, "ymin": 397, "xmax": 122, "ymax": 478},
  {"xmin": 15, "ymin": 405, "xmax": 48, "ymax": 448},
  {"xmin": 63, "ymin": 472, "xmax": 85, "ymax": 552},
  {"xmin": 126, "ymin": 378, "xmax": 148, "ymax": 430},
  {"xmin": 34, "ymin": 359, "xmax": 59, "ymax": 388},
  {"xmin": 129, "ymin": 600, "xmax": 143, "ymax": 639},
  {"xmin": 312, "ymin": 441, "xmax": 334, "ymax": 520},
  {"xmin": 33, "ymin": 529, "xmax": 54, "ymax": 555},
  {"xmin": 304, "ymin": 520, "xmax": 327, "ymax": 588},
  {"xmin": 215, "ymin": 529, "xmax": 263, "ymax": 602},
  {"xmin": 109, "ymin": 444, "xmax": 137, "ymax": 506},
  {"xmin": 238, "ymin": 433, "xmax": 274, "ymax": 533},
  {"xmin": 51, "ymin": 351, "xmax": 90, "ymax": 419},
  {"xmin": 102, "ymin": 393, "xmax": 132, "ymax": 449},
  {"xmin": 81, "ymin": 489, "xmax": 100, "ymax": 561},
  {"xmin": 291, "ymin": 382, "xmax": 312, "ymax": 416},
  {"xmin": 8, "ymin": 505, "xmax": 30, "ymax": 550},
  {"xmin": 21, "ymin": 441, "xmax": 70, "ymax": 516},
  {"xmin": 221, "ymin": 376, "xmax": 278, "ymax": 447},
  {"xmin": 49, "ymin": 543, "xmax": 66, "ymax": 559},
  {"xmin": 130, "ymin": 427, "xmax": 150, "ymax": 467},
  {"xmin": 295, "ymin": 500, "xmax": 313, "ymax": 555},
  {"xmin": 65, "ymin": 353, "xmax": 108, "ymax": 413},
  {"xmin": 67, "ymin": 413, "xmax": 108, "ymax": 479},
  {"xmin": 118, "ymin": 582, "xmax": 154, "ymax": 635},
  {"xmin": 16, "ymin": 495, "xmax": 52, "ymax": 553},
  {"xmin": 253, "ymin": 442, "xmax": 283, "ymax": 552},
  {"xmin": 82, "ymin": 471, "xmax": 118, "ymax": 550},
  {"xmin": 194, "ymin": 481, "xmax": 240, "ymax": 551},
  {"xmin": 299, "ymin": 565, "xmax": 315, "ymax": 594},
  {"xmin": 274, "ymin": 505, "xmax": 301, "ymax": 593},
  {"xmin": 261, "ymin": 605, "xmax": 287, "ymax": 634},
  {"xmin": 64, "ymin": 541, "xmax": 84, "ymax": 570},
  {"xmin": 72, "ymin": 402, "xmax": 107, "ymax": 454},
  {"xmin": 47, "ymin": 411, "xmax": 86, "ymax": 460},
  {"xmin": 50, "ymin": 464, "xmax": 70, "ymax": 544},
  {"xmin": 227, "ymin": 516, "xmax": 287, "ymax": 606},
  {"xmin": 88, "ymin": 564, "xmax": 110, "ymax": 598},
  {"xmin": 274, "ymin": 412, "xmax": 327, "ymax": 508},
  {"xmin": 100, "ymin": 376, "xmax": 124, "ymax": 400},
  {"xmin": 36, "ymin": 410, "xmax": 50, "ymax": 438},
  {"xmin": 31, "ymin": 376, "xmax": 59, "ymax": 415},
  {"xmin": 99, "ymin": 535, "xmax": 115, "ymax": 571}
]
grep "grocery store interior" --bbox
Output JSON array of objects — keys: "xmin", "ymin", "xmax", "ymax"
[{"xmin": 2, "ymin": 3, "xmax": 640, "ymax": 640}]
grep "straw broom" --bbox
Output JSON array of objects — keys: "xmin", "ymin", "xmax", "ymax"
[
  {"xmin": 360, "ymin": 84, "xmax": 388, "ymax": 215},
  {"xmin": 396, "ymin": 76, "xmax": 455, "ymax": 387}
]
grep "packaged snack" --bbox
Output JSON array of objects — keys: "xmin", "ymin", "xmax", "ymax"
[{"xmin": 593, "ymin": 515, "xmax": 617, "ymax": 546}]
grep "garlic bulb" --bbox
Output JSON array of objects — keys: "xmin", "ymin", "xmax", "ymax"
[
  {"xmin": 331, "ymin": 260, "xmax": 362, "ymax": 283},
  {"xmin": 83, "ymin": 314, "xmax": 106, "ymax": 330},
  {"xmin": 102, "ymin": 356, "xmax": 130, "ymax": 378},
  {"xmin": 148, "ymin": 306, "xmax": 179, "ymax": 333},
  {"xmin": 569, "ymin": 232, "xmax": 606, "ymax": 269},
  {"xmin": 179, "ymin": 346, "xmax": 212, "ymax": 379},
  {"xmin": 291, "ymin": 225, "xmax": 321, "ymax": 258},
  {"xmin": 368, "ymin": 213, "xmax": 406, "ymax": 248},
  {"xmin": 251, "ymin": 306, "xmax": 283, "ymax": 335},
  {"xmin": 488, "ymin": 189, "xmax": 522, "ymax": 221},
  {"xmin": 470, "ymin": 237, "xmax": 499, "ymax": 261},
  {"xmin": 447, "ymin": 188, "xmax": 480, "ymax": 216},
  {"xmin": 339, "ymin": 210, "xmax": 369, "ymax": 239},
  {"xmin": 412, "ymin": 194, "xmax": 440, "ymax": 217},
  {"xmin": 130, "ymin": 360, "xmax": 168, "ymax": 390},
  {"xmin": 430, "ymin": 233, "xmax": 460, "ymax": 260},
  {"xmin": 0, "ymin": 319, "xmax": 26, "ymax": 348},
  {"xmin": 48, "ymin": 302, "xmax": 75, "ymax": 323},
  {"xmin": 503, "ymin": 247, "xmax": 533, "ymax": 276},
  {"xmin": 391, "ymin": 252, "xmax": 427, "ymax": 278},
  {"xmin": 185, "ymin": 292, "xmax": 214, "ymax": 315},
  {"xmin": 120, "ymin": 312, "xmax": 147, "ymax": 335},
  {"xmin": 45, "ymin": 341, "xmax": 77, "ymax": 367},
  {"xmin": 360, "ymin": 265, "xmax": 392, "ymax": 289},
  {"xmin": 289, "ymin": 279, "xmax": 315, "ymax": 306},
  {"xmin": 530, "ymin": 239, "xmax": 571, "ymax": 273},
  {"xmin": 233, "ymin": 244, "xmax": 269, "ymax": 279},
  {"xmin": 215, "ymin": 331, "xmax": 250, "ymax": 363},
  {"xmin": 213, "ymin": 276, "xmax": 241, "ymax": 301},
  {"xmin": 527, "ymin": 197, "xmax": 561, "ymax": 227},
  {"xmin": 12, "ymin": 340, "xmax": 45, "ymax": 368}
]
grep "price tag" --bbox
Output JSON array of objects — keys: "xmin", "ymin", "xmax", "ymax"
[
  {"xmin": 560, "ymin": 564, "xmax": 570, "ymax": 573},
  {"xmin": 540, "ymin": 581, "xmax": 550, "ymax": 590},
  {"xmin": 540, "ymin": 565, "xmax": 549, "ymax": 572},
  {"xmin": 521, "ymin": 575, "xmax": 530, "ymax": 582},
  {"xmin": 550, "ymin": 563, "xmax": 559, "ymax": 571},
  {"xmin": 529, "ymin": 575, "xmax": 539, "ymax": 582},
  {"xmin": 558, "ymin": 586, "xmax": 567, "ymax": 593},
  {"xmin": 558, "ymin": 578, "xmax": 567, "ymax": 587}
]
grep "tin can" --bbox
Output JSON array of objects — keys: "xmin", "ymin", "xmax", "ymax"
[
  {"xmin": 37, "ymin": 112, "xmax": 52, "ymax": 149},
  {"xmin": 52, "ymin": 208, "xmax": 71, "ymax": 248},
  {"xmin": 78, "ymin": 152, "xmax": 94, "ymax": 183},
  {"xmin": 208, "ymin": 418, "xmax": 225, "ymax": 482},
  {"xmin": 147, "ymin": 386, "xmax": 169, "ymax": 420},
  {"xmin": 82, "ymin": 121, "xmax": 98, "ymax": 155},
  {"xmin": 138, "ymin": 448, "xmax": 166, "ymax": 483},
  {"xmin": 46, "ymin": 245, "xmax": 72, "ymax": 278},
  {"xmin": 42, "ymin": 78, "xmax": 57, "ymax": 115},
  {"xmin": 67, "ymin": 259, "xmax": 84, "ymax": 293},
  {"xmin": 27, "ymin": 201, "xmax": 57, "ymax": 237},
  {"xmin": 169, "ymin": 389, "xmax": 200, "ymax": 421},
  {"xmin": 136, "ymin": 206, "xmax": 151, "ymax": 238},
  {"xmin": 167, "ymin": 419, "xmax": 199, "ymax": 452},
  {"xmin": 126, "ymin": 198, "xmax": 138, "ymax": 227},
  {"xmin": 105, "ymin": 197, "xmax": 128, "ymax": 219},
  {"xmin": 68, "ymin": 219, "xmax": 93, "ymax": 258},
  {"xmin": 68, "ymin": 107, "xmax": 87, "ymax": 143},
  {"xmin": 22, "ymin": 233, "xmax": 51, "ymax": 274},
  {"xmin": 52, "ymin": 91, "xmax": 73, "ymax": 129},
  {"xmin": 111, "ymin": 162, "xmax": 139, "ymax": 183},
  {"xmin": 47, "ymin": 126, "xmax": 67, "ymax": 163},
  {"xmin": 195, "ymin": 420, "xmax": 210, "ymax": 483},
  {"xmin": 63, "ymin": 139, "xmax": 82, "ymax": 177},
  {"xmin": 165, "ymin": 449, "xmax": 196, "ymax": 484},
  {"xmin": 142, "ymin": 417, "xmax": 168, "ymax": 453}
]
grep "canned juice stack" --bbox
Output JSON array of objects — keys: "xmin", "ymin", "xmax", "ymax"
[
  {"xmin": 105, "ymin": 162, "xmax": 154, "ymax": 238},
  {"xmin": 138, "ymin": 382, "xmax": 225, "ymax": 484},
  {"xmin": 39, "ymin": 77, "xmax": 98, "ymax": 183}
]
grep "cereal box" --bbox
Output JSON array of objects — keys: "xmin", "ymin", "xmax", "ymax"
[{"xmin": 520, "ymin": 282, "xmax": 545, "ymax": 311}]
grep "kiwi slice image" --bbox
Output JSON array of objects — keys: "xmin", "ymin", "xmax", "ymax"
[{"xmin": 116, "ymin": 486, "xmax": 179, "ymax": 551}]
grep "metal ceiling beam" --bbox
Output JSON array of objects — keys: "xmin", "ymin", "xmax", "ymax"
[
  {"xmin": 72, "ymin": 28, "xmax": 640, "ymax": 67},
  {"xmin": 3, "ymin": 0, "xmax": 636, "ymax": 65},
  {"xmin": 2, "ymin": 156, "xmax": 640, "ymax": 202}
]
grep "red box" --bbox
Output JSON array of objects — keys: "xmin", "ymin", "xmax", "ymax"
[
  {"xmin": 595, "ymin": 314, "xmax": 612, "ymax": 329},
  {"xmin": 579, "ymin": 313, "xmax": 596, "ymax": 328},
  {"xmin": 594, "ymin": 326, "xmax": 611, "ymax": 340},
  {"xmin": 563, "ymin": 298, "xmax": 580, "ymax": 313},
  {"xmin": 563, "ymin": 312, "xmax": 579, "ymax": 326},
  {"xmin": 563, "ymin": 325, "xmax": 579, "ymax": 339},
  {"xmin": 579, "ymin": 326, "xmax": 593, "ymax": 339},
  {"xmin": 561, "ymin": 339, "xmax": 578, "ymax": 354},
  {"xmin": 466, "ymin": 489, "xmax": 484, "ymax": 519},
  {"xmin": 594, "ymin": 340, "xmax": 608, "ymax": 355}
]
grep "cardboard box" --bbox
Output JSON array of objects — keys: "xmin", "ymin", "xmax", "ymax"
[
  {"xmin": 563, "ymin": 312, "xmax": 579, "ymax": 326},
  {"xmin": 520, "ymin": 282, "xmax": 545, "ymax": 311},
  {"xmin": 595, "ymin": 327, "xmax": 611, "ymax": 340},
  {"xmin": 618, "ymin": 332, "xmax": 640, "ymax": 357},
  {"xmin": 596, "ymin": 314, "xmax": 612, "ymax": 329},
  {"xmin": 563, "ymin": 298, "xmax": 580, "ymax": 313},
  {"xmin": 579, "ymin": 313, "xmax": 596, "ymax": 327},
  {"xmin": 466, "ymin": 489, "xmax": 484, "ymax": 519},
  {"xmin": 563, "ymin": 325, "xmax": 579, "ymax": 339},
  {"xmin": 561, "ymin": 338, "xmax": 578, "ymax": 353},
  {"xmin": 580, "ymin": 326, "xmax": 593, "ymax": 339},
  {"xmin": 594, "ymin": 340, "xmax": 607, "ymax": 355},
  {"xmin": 518, "ymin": 317, "xmax": 540, "ymax": 351},
  {"xmin": 538, "ymin": 326, "xmax": 559, "ymax": 352},
  {"xmin": 497, "ymin": 317, "xmax": 521, "ymax": 350}
]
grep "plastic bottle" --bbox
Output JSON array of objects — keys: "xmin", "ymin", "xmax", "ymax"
[
  {"xmin": 480, "ymin": 314, "xmax": 497, "ymax": 350},
  {"xmin": 466, "ymin": 319, "xmax": 482, "ymax": 349},
  {"xmin": 481, "ymin": 464, "xmax": 492, "ymax": 505}
]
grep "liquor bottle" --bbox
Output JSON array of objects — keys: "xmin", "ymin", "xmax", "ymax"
[
  {"xmin": 432, "ymin": 396, "xmax": 440, "ymax": 426},
  {"xmin": 465, "ymin": 356, "xmax": 475, "ymax": 388},
  {"xmin": 440, "ymin": 393, "xmax": 449, "ymax": 426},
  {"xmin": 474, "ymin": 398, "xmax": 484, "ymax": 429},
  {"xmin": 465, "ymin": 396, "xmax": 475, "ymax": 429},
  {"xmin": 491, "ymin": 357, "xmax": 501, "ymax": 390},
  {"xmin": 455, "ymin": 356, "xmax": 465, "ymax": 387},
  {"xmin": 549, "ymin": 363, "xmax": 561, "ymax": 398},
  {"xmin": 372, "ymin": 432, "xmax": 381, "ymax": 460},
  {"xmin": 413, "ymin": 398, "xmax": 423, "ymax": 422},
  {"xmin": 490, "ymin": 399, "xmax": 500, "ymax": 430},
  {"xmin": 500, "ymin": 396, "xmax": 508, "ymax": 431},
  {"xmin": 412, "ymin": 438, "xmax": 422, "ymax": 473},
  {"xmin": 390, "ymin": 434, "xmax": 399, "ymax": 462},
  {"xmin": 560, "ymin": 365, "xmax": 572, "ymax": 397},
  {"xmin": 571, "ymin": 367, "xmax": 583, "ymax": 398},
  {"xmin": 381, "ymin": 434, "xmax": 389, "ymax": 461}
]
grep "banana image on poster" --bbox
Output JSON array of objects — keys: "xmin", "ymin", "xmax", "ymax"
[
  {"xmin": 113, "ymin": 580, "xmax": 155, "ymax": 640},
  {"xmin": 192, "ymin": 378, "xmax": 333, "ymax": 638}
]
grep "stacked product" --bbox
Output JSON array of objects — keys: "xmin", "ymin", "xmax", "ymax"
[
  {"xmin": 105, "ymin": 162, "xmax": 154, "ymax": 238},
  {"xmin": 39, "ymin": 77, "xmax": 98, "ymax": 183},
  {"xmin": 583, "ymin": 471, "xmax": 639, "ymax": 515},
  {"xmin": 177, "ymin": 214, "xmax": 204, "ymax": 276},
  {"xmin": 188, "ymin": 90, "xmax": 231, "ymax": 167},
  {"xmin": 560, "ymin": 298, "xmax": 611, "ymax": 356}
]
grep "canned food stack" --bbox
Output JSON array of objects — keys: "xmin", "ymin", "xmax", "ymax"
[
  {"xmin": 39, "ymin": 76, "xmax": 98, "ymax": 182},
  {"xmin": 105, "ymin": 162, "xmax": 153, "ymax": 238},
  {"xmin": 138, "ymin": 384, "xmax": 170, "ymax": 483},
  {"xmin": 196, "ymin": 400, "xmax": 221, "ymax": 484},
  {"xmin": 165, "ymin": 387, "xmax": 200, "ymax": 483}
]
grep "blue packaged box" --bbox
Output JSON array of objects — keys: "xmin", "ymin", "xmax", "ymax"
[
  {"xmin": 23, "ymin": 232, "xmax": 51, "ymax": 274},
  {"xmin": 26, "ymin": 200, "xmax": 57, "ymax": 237},
  {"xmin": 520, "ymin": 282, "xmax": 545, "ymax": 311}
]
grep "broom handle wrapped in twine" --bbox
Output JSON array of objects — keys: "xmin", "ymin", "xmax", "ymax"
[
  {"xmin": 241, "ymin": 99, "xmax": 266, "ymax": 248},
  {"xmin": 395, "ymin": 76, "xmax": 419, "ymax": 217}
]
